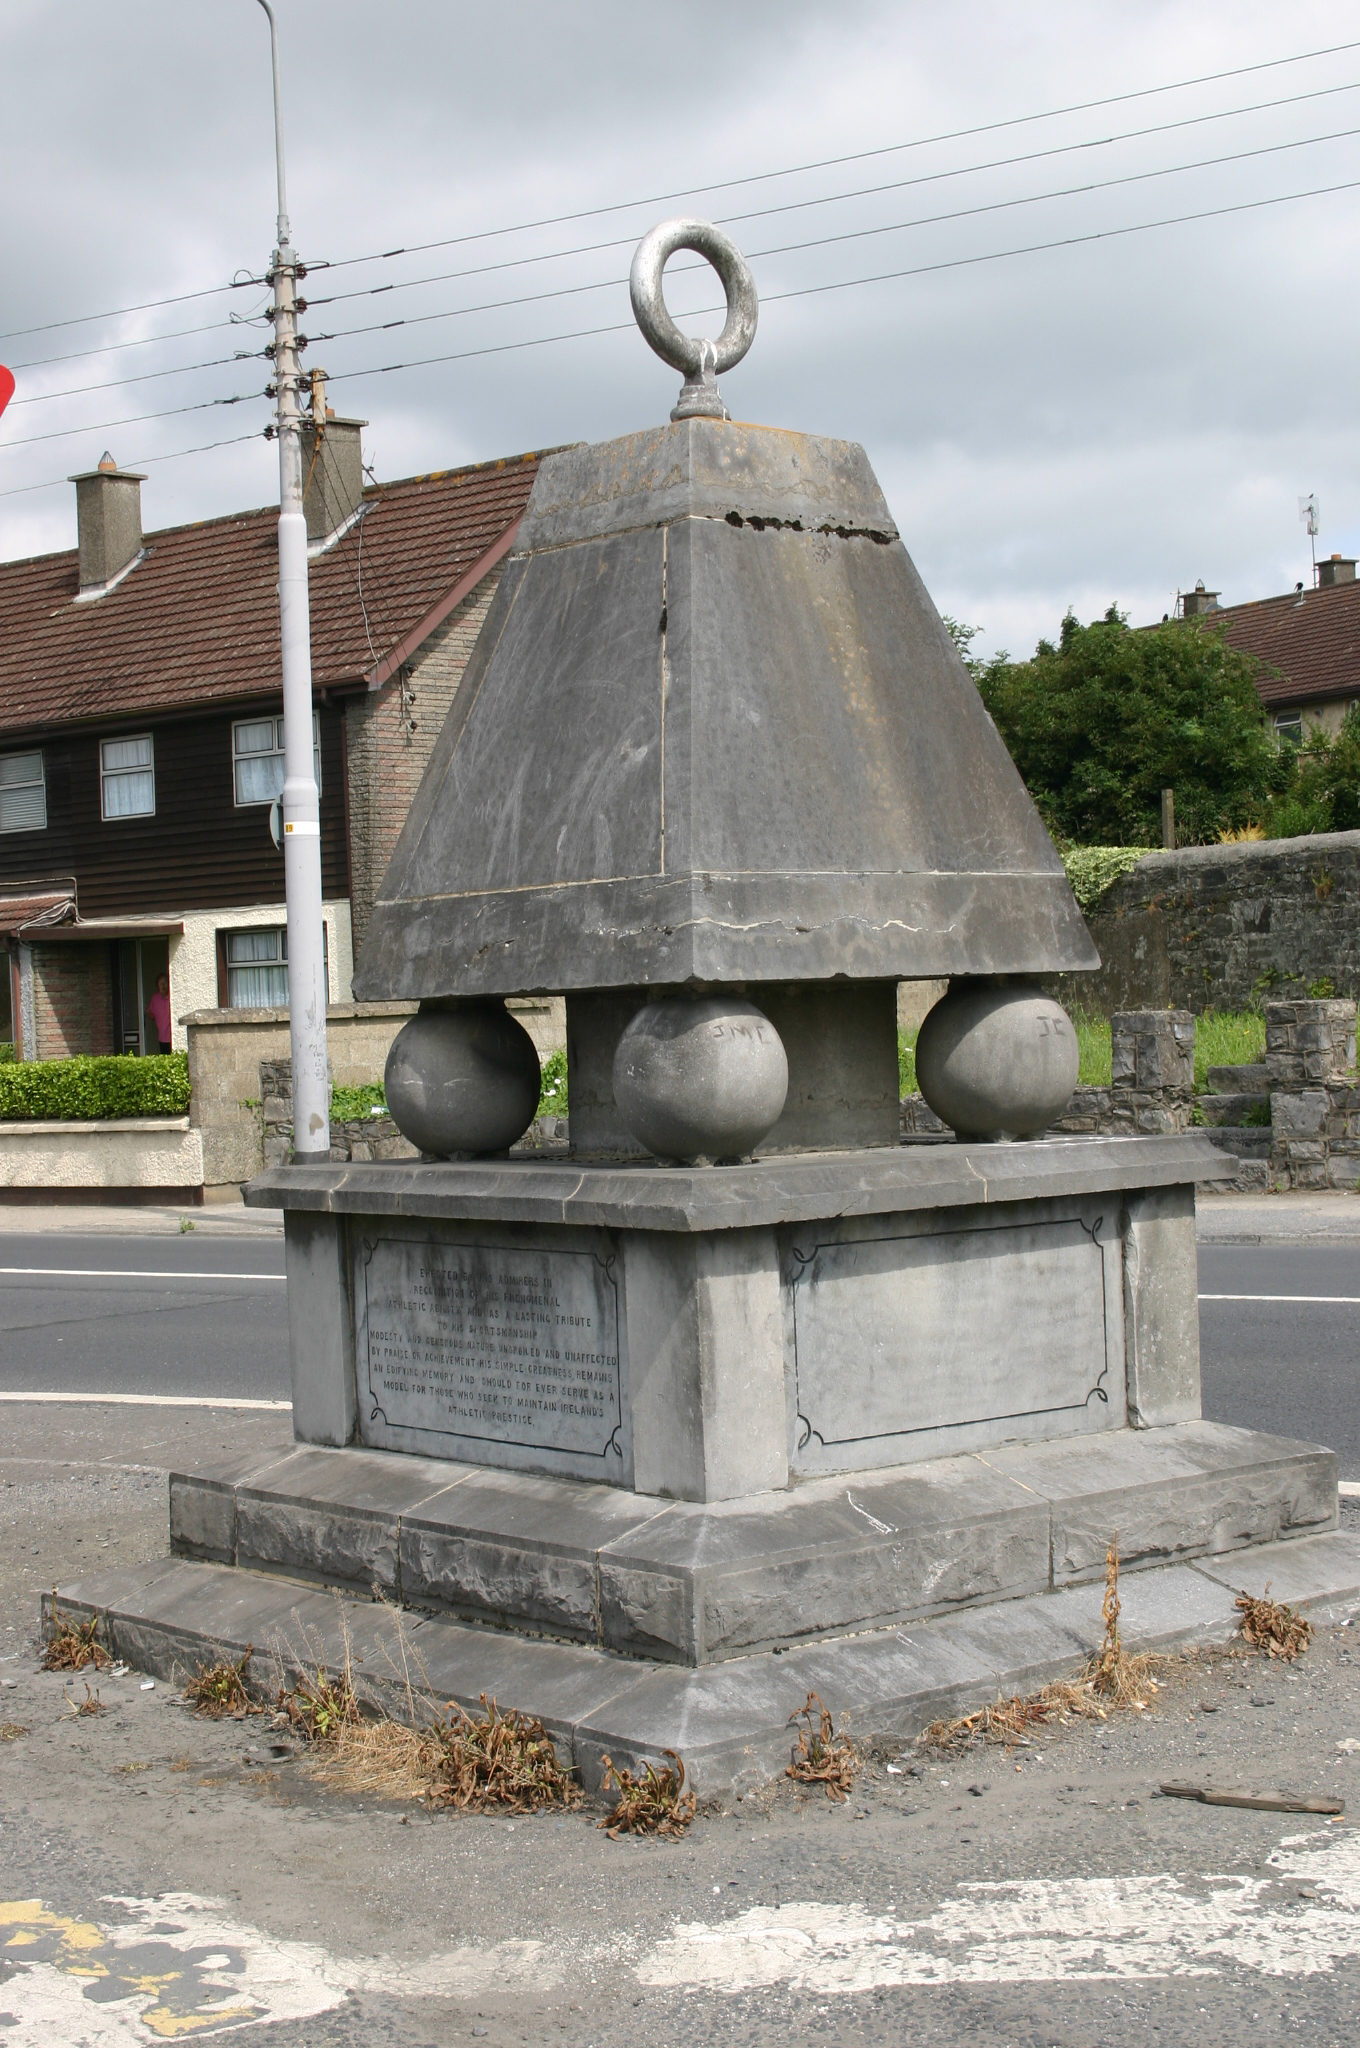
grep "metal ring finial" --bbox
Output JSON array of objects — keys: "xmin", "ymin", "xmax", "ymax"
[{"xmin": 629, "ymin": 219, "xmax": 758, "ymax": 422}]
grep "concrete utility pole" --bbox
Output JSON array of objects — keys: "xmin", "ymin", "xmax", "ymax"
[{"xmin": 257, "ymin": 0, "xmax": 330, "ymax": 1157}]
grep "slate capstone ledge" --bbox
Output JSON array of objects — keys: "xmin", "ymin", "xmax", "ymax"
[{"xmin": 244, "ymin": 1130, "xmax": 1233, "ymax": 1230}]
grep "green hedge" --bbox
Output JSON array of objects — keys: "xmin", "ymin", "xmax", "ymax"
[{"xmin": 0, "ymin": 1051, "xmax": 190, "ymax": 1121}]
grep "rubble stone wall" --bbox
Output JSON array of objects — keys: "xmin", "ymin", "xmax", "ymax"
[{"xmin": 1045, "ymin": 830, "xmax": 1360, "ymax": 1016}]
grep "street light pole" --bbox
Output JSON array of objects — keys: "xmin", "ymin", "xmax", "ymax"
[{"xmin": 256, "ymin": 0, "xmax": 329, "ymax": 1158}]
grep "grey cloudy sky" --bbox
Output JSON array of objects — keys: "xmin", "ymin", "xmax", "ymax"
[{"xmin": 3, "ymin": 1, "xmax": 1359, "ymax": 660}]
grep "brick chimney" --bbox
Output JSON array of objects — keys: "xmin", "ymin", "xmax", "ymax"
[
  {"xmin": 1181, "ymin": 579, "xmax": 1220, "ymax": 618},
  {"xmin": 1318, "ymin": 553, "xmax": 1356, "ymax": 589},
  {"xmin": 298, "ymin": 370, "xmax": 367, "ymax": 546},
  {"xmin": 69, "ymin": 452, "xmax": 145, "ymax": 598}
]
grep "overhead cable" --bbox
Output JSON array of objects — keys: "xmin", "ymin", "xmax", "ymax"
[
  {"xmin": 315, "ymin": 173, "xmax": 1360, "ymax": 392},
  {"xmin": 299, "ymin": 122, "xmax": 1360, "ymax": 351},
  {"xmin": 303, "ymin": 73, "xmax": 1360, "ymax": 313},
  {"xmin": 0, "ymin": 430, "xmax": 267, "ymax": 499},
  {"xmin": 2, "ymin": 38, "xmax": 1354, "ymax": 344}
]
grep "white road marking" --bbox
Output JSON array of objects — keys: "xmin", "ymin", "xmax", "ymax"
[
  {"xmin": 0, "ymin": 1892, "xmax": 558, "ymax": 2043},
  {"xmin": 0, "ymin": 1266, "xmax": 285, "ymax": 1282},
  {"xmin": 0, "ymin": 1393, "xmax": 290, "ymax": 1410},
  {"xmin": 639, "ymin": 1828, "xmax": 1360, "ymax": 1992},
  {"xmin": 1198, "ymin": 1293, "xmax": 1360, "ymax": 1304},
  {"xmin": 5, "ymin": 1830, "xmax": 1360, "ymax": 2034}
]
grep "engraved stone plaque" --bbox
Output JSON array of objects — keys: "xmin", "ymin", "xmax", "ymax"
[
  {"xmin": 355, "ymin": 1234, "xmax": 626, "ymax": 1480},
  {"xmin": 787, "ymin": 1215, "xmax": 1122, "ymax": 1473}
]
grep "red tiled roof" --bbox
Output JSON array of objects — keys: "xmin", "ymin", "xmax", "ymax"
[
  {"xmin": 0, "ymin": 450, "xmax": 550, "ymax": 740},
  {"xmin": 1211, "ymin": 580, "xmax": 1360, "ymax": 710},
  {"xmin": 0, "ymin": 886, "xmax": 75, "ymax": 935}
]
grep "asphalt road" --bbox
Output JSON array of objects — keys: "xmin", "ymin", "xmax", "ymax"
[
  {"xmin": 0, "ymin": 1229, "xmax": 288, "ymax": 1403},
  {"xmin": 0, "ymin": 1230, "xmax": 1355, "ymax": 1475},
  {"xmin": 1198, "ymin": 1242, "xmax": 1360, "ymax": 1479}
]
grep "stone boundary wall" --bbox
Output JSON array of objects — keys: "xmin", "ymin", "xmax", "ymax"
[
  {"xmin": 0, "ymin": 1115, "xmax": 204, "ymax": 1197},
  {"xmin": 186, "ymin": 1003, "xmax": 417, "ymax": 1188},
  {"xmin": 190, "ymin": 996, "xmax": 567, "ymax": 1184},
  {"xmin": 1045, "ymin": 829, "xmax": 1360, "ymax": 1016}
]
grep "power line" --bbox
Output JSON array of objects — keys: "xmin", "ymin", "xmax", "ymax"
[
  {"xmin": 0, "ymin": 390, "xmax": 269, "ymax": 452},
  {"xmin": 23, "ymin": 87, "xmax": 1354, "ymax": 412},
  {"xmin": 0, "ymin": 431, "xmax": 267, "ymax": 500},
  {"xmin": 304, "ymin": 72, "xmax": 1360, "ymax": 315},
  {"xmin": 6, "ymin": 352, "xmax": 266, "ymax": 410},
  {"xmin": 8, "ymin": 308, "xmax": 271, "ymax": 375},
  {"xmin": 2, "ymin": 38, "xmax": 1354, "ymax": 346},
  {"xmin": 315, "ymin": 172, "xmax": 1360, "ymax": 393},
  {"xmin": 298, "ymin": 121, "xmax": 1360, "ymax": 353},
  {"xmin": 307, "ymin": 38, "xmax": 1360, "ymax": 276},
  {"xmin": 23, "ymin": 101, "xmax": 1349, "ymax": 422},
  {"xmin": 0, "ymin": 275, "xmax": 268, "ymax": 347}
]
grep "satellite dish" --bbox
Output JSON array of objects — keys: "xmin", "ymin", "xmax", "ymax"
[
  {"xmin": 1299, "ymin": 493, "xmax": 1319, "ymax": 537},
  {"xmin": 269, "ymin": 799, "xmax": 283, "ymax": 851}
]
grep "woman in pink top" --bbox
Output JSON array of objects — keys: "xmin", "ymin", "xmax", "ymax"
[{"xmin": 146, "ymin": 973, "xmax": 172, "ymax": 1054}]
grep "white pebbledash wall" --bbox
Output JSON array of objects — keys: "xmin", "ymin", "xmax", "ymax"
[{"xmin": 166, "ymin": 899, "xmax": 354, "ymax": 1051}]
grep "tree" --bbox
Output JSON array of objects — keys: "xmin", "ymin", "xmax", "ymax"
[
  {"xmin": 971, "ymin": 607, "xmax": 1284, "ymax": 845},
  {"xmin": 1262, "ymin": 708, "xmax": 1360, "ymax": 838}
]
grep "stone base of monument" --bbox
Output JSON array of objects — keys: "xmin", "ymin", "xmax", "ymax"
[
  {"xmin": 43, "ymin": 1132, "xmax": 1357, "ymax": 1792},
  {"xmin": 43, "ymin": 1521, "xmax": 1360, "ymax": 1797}
]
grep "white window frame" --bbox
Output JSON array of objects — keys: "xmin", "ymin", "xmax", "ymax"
[
  {"xmin": 223, "ymin": 923, "xmax": 329, "ymax": 1009},
  {"xmin": 100, "ymin": 733, "xmax": 156, "ymax": 821},
  {"xmin": 0, "ymin": 750, "xmax": 46, "ymax": 834},
  {"xmin": 231, "ymin": 713, "xmax": 322, "ymax": 808}
]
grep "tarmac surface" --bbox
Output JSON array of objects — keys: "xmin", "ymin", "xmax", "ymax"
[{"xmin": 0, "ymin": 1191, "xmax": 1357, "ymax": 2042}]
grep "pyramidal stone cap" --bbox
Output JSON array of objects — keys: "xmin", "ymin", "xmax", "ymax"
[{"xmin": 354, "ymin": 259, "xmax": 1096, "ymax": 1003}]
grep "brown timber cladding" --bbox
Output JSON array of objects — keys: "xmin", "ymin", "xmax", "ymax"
[{"xmin": 0, "ymin": 706, "xmax": 348, "ymax": 918}]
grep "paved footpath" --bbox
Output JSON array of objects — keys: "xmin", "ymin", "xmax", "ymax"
[{"xmin": 0, "ymin": 1194, "xmax": 1358, "ymax": 2043}]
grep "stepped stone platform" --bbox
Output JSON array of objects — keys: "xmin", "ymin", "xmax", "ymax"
[
  {"xmin": 166, "ymin": 1421, "xmax": 1335, "ymax": 1666},
  {"xmin": 44, "ymin": 1520, "xmax": 1360, "ymax": 1797}
]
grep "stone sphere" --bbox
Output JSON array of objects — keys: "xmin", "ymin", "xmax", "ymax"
[
  {"xmin": 915, "ymin": 981, "xmax": 1079, "ymax": 1140},
  {"xmin": 612, "ymin": 998, "xmax": 789, "ymax": 1162},
  {"xmin": 384, "ymin": 1001, "xmax": 541, "ymax": 1157}
]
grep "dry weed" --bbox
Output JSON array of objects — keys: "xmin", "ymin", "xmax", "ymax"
[
  {"xmin": 183, "ymin": 1648, "xmax": 258, "ymax": 1718},
  {"xmin": 42, "ymin": 1600, "xmax": 111, "ymax": 1673},
  {"xmin": 306, "ymin": 1694, "xmax": 581, "ymax": 1812},
  {"xmin": 919, "ymin": 1539, "xmax": 1164, "ymax": 1753},
  {"xmin": 1236, "ymin": 1584, "xmax": 1312, "ymax": 1661},
  {"xmin": 598, "ymin": 1750, "xmax": 696, "ymax": 1838},
  {"xmin": 426, "ymin": 1696, "xmax": 581, "ymax": 1813},
  {"xmin": 276, "ymin": 1662, "xmax": 360, "ymax": 1743},
  {"xmin": 0, "ymin": 1724, "xmax": 28, "ymax": 1742},
  {"xmin": 62, "ymin": 1682, "xmax": 105, "ymax": 1717},
  {"xmin": 787, "ymin": 1692, "xmax": 859, "ymax": 1802}
]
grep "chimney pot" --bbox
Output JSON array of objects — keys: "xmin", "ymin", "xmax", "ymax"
[
  {"xmin": 1181, "ymin": 581, "xmax": 1220, "ymax": 617},
  {"xmin": 68, "ymin": 458, "xmax": 146, "ymax": 597},
  {"xmin": 1318, "ymin": 555, "xmax": 1356, "ymax": 588}
]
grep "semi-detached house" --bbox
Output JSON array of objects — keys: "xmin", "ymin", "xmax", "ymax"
[{"xmin": 0, "ymin": 420, "xmax": 547, "ymax": 1059}]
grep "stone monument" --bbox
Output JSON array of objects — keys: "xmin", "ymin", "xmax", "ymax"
[{"xmin": 47, "ymin": 221, "xmax": 1351, "ymax": 1789}]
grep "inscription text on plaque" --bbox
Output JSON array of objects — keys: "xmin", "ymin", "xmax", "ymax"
[{"xmin": 357, "ymin": 1236, "xmax": 624, "ymax": 1474}]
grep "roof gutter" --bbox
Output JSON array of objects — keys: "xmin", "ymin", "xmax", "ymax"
[{"xmin": 365, "ymin": 516, "xmax": 523, "ymax": 688}]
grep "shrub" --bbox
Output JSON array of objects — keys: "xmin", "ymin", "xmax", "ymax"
[
  {"xmin": 0, "ymin": 1052, "xmax": 190, "ymax": 1121},
  {"xmin": 0, "ymin": 1042, "xmax": 15, "ymax": 1064},
  {"xmin": 331, "ymin": 1082, "xmax": 386, "ymax": 1122},
  {"xmin": 1061, "ymin": 846, "xmax": 1147, "ymax": 911},
  {"xmin": 537, "ymin": 1047, "xmax": 568, "ymax": 1118}
]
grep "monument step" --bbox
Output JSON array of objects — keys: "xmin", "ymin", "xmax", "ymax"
[
  {"xmin": 43, "ymin": 1526, "xmax": 1360, "ymax": 1799},
  {"xmin": 168, "ymin": 1421, "xmax": 1336, "ymax": 1667}
]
